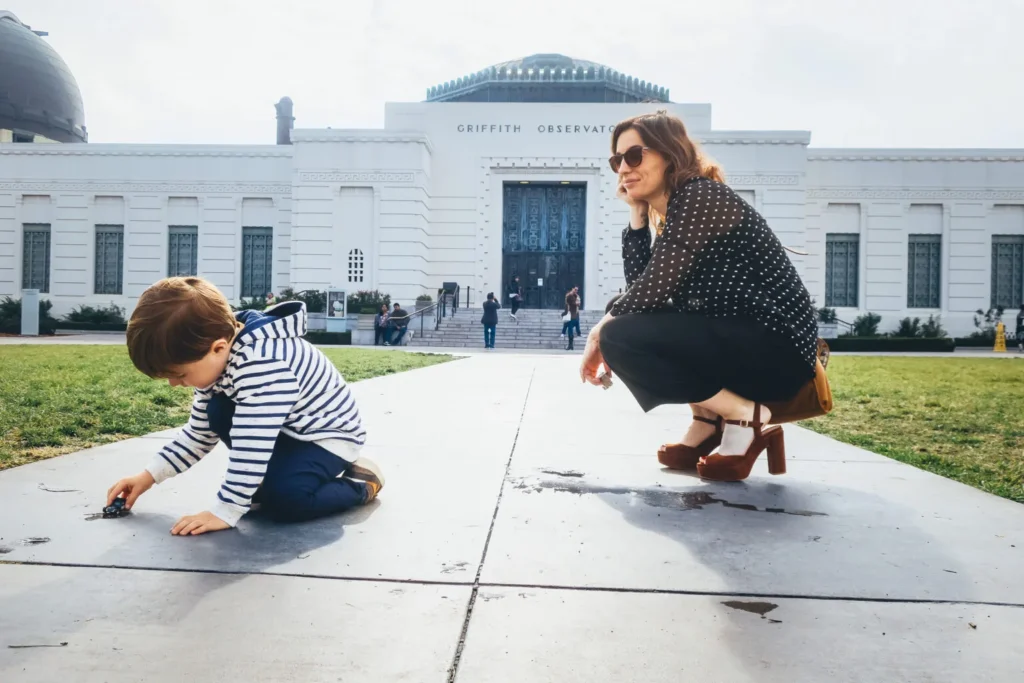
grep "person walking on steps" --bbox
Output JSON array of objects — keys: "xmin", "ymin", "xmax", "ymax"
[
  {"xmin": 507, "ymin": 276, "xmax": 522, "ymax": 321},
  {"xmin": 481, "ymin": 292, "xmax": 501, "ymax": 349},
  {"xmin": 580, "ymin": 110, "xmax": 818, "ymax": 482}
]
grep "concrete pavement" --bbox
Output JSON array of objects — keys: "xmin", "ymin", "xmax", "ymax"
[{"xmin": 0, "ymin": 353, "xmax": 1022, "ymax": 681}]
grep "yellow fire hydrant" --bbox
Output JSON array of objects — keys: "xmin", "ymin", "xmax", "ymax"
[{"xmin": 994, "ymin": 321, "xmax": 1006, "ymax": 352}]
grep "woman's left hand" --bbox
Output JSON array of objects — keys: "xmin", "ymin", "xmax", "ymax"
[{"xmin": 579, "ymin": 332, "xmax": 610, "ymax": 386}]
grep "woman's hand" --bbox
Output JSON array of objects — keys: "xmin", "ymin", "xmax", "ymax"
[
  {"xmin": 617, "ymin": 178, "xmax": 649, "ymax": 229},
  {"xmin": 580, "ymin": 331, "xmax": 611, "ymax": 387}
]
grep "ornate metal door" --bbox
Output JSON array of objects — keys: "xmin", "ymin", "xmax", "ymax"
[{"xmin": 501, "ymin": 183, "xmax": 585, "ymax": 309}]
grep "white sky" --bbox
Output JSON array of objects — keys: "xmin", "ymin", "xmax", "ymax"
[{"xmin": 11, "ymin": 0, "xmax": 1024, "ymax": 148}]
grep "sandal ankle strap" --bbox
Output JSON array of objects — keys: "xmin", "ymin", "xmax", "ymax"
[{"xmin": 725, "ymin": 404, "xmax": 763, "ymax": 431}]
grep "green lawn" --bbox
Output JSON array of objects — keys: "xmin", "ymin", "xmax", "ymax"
[
  {"xmin": 0, "ymin": 346, "xmax": 453, "ymax": 470},
  {"xmin": 806, "ymin": 356, "xmax": 1024, "ymax": 503}
]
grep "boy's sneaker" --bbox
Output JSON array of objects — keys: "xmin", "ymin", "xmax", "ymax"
[{"xmin": 346, "ymin": 457, "xmax": 385, "ymax": 502}]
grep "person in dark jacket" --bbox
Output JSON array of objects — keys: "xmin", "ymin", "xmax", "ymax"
[
  {"xmin": 580, "ymin": 110, "xmax": 818, "ymax": 483},
  {"xmin": 481, "ymin": 292, "xmax": 501, "ymax": 349},
  {"xmin": 387, "ymin": 303, "xmax": 410, "ymax": 345},
  {"xmin": 1016, "ymin": 303, "xmax": 1024, "ymax": 352},
  {"xmin": 507, "ymin": 276, "xmax": 522, "ymax": 321},
  {"xmin": 373, "ymin": 304, "xmax": 389, "ymax": 346}
]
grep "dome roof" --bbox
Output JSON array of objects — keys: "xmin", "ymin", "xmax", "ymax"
[
  {"xmin": 0, "ymin": 12, "xmax": 86, "ymax": 142},
  {"xmin": 426, "ymin": 53, "xmax": 670, "ymax": 104}
]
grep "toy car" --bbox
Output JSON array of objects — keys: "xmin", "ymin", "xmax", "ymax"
[{"xmin": 102, "ymin": 497, "xmax": 129, "ymax": 518}]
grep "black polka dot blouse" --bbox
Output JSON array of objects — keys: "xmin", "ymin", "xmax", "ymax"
[{"xmin": 612, "ymin": 176, "xmax": 819, "ymax": 371}]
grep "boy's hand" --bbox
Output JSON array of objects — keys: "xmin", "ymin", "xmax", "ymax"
[
  {"xmin": 171, "ymin": 511, "xmax": 230, "ymax": 536},
  {"xmin": 106, "ymin": 471, "xmax": 155, "ymax": 510}
]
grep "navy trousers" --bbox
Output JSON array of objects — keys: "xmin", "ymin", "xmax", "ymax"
[
  {"xmin": 207, "ymin": 393, "xmax": 367, "ymax": 523},
  {"xmin": 483, "ymin": 324, "xmax": 496, "ymax": 348}
]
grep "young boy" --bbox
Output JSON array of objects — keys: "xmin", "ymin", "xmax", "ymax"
[{"xmin": 106, "ymin": 276, "xmax": 384, "ymax": 536}]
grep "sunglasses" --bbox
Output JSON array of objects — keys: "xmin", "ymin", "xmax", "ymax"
[{"xmin": 609, "ymin": 145, "xmax": 651, "ymax": 173}]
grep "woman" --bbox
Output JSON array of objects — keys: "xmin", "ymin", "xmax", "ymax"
[
  {"xmin": 373, "ymin": 304, "xmax": 389, "ymax": 346},
  {"xmin": 580, "ymin": 111, "xmax": 818, "ymax": 481}
]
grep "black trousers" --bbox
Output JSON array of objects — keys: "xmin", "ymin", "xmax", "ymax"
[{"xmin": 599, "ymin": 307, "xmax": 813, "ymax": 413}]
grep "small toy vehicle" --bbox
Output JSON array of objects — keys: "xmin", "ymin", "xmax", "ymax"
[{"xmin": 102, "ymin": 497, "xmax": 128, "ymax": 518}]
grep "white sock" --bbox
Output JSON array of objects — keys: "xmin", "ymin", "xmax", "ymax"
[{"xmin": 720, "ymin": 424, "xmax": 755, "ymax": 456}]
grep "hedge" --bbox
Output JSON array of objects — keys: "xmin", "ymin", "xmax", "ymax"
[
  {"xmin": 56, "ymin": 322, "xmax": 129, "ymax": 332},
  {"xmin": 304, "ymin": 331, "xmax": 352, "ymax": 345},
  {"xmin": 953, "ymin": 336, "xmax": 999, "ymax": 348},
  {"xmin": 828, "ymin": 337, "xmax": 956, "ymax": 352}
]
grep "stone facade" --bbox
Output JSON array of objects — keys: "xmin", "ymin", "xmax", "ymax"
[{"xmin": 1, "ymin": 100, "xmax": 1022, "ymax": 337}]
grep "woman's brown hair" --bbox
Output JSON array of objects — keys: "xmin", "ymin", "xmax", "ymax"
[{"xmin": 611, "ymin": 109, "xmax": 725, "ymax": 189}]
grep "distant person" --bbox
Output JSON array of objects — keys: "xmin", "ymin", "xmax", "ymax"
[
  {"xmin": 374, "ymin": 304, "xmax": 389, "ymax": 346},
  {"xmin": 580, "ymin": 110, "xmax": 818, "ymax": 482},
  {"xmin": 1017, "ymin": 303, "xmax": 1024, "ymax": 352},
  {"xmin": 106, "ymin": 276, "xmax": 384, "ymax": 536},
  {"xmin": 507, "ymin": 276, "xmax": 522, "ymax": 321},
  {"xmin": 481, "ymin": 291, "xmax": 501, "ymax": 349},
  {"xmin": 387, "ymin": 303, "xmax": 410, "ymax": 345},
  {"xmin": 265, "ymin": 291, "xmax": 277, "ymax": 308},
  {"xmin": 562, "ymin": 286, "xmax": 580, "ymax": 350}
]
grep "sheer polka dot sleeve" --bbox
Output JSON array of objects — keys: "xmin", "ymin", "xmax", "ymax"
[
  {"xmin": 610, "ymin": 178, "xmax": 745, "ymax": 317},
  {"xmin": 621, "ymin": 224, "xmax": 652, "ymax": 288}
]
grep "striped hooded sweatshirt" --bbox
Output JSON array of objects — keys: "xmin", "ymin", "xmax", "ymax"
[{"xmin": 146, "ymin": 301, "xmax": 366, "ymax": 526}]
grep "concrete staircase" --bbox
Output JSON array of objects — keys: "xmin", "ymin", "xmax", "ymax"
[{"xmin": 408, "ymin": 308, "xmax": 606, "ymax": 349}]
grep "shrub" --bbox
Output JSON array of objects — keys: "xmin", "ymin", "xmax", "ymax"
[
  {"xmin": 970, "ymin": 307, "xmax": 1005, "ymax": 340},
  {"xmin": 360, "ymin": 306, "xmax": 379, "ymax": 315},
  {"xmin": 919, "ymin": 314, "xmax": 947, "ymax": 339},
  {"xmin": 844, "ymin": 312, "xmax": 881, "ymax": 337},
  {"xmin": 347, "ymin": 290, "xmax": 390, "ymax": 311},
  {"xmin": 0, "ymin": 296, "xmax": 58, "ymax": 335},
  {"xmin": 64, "ymin": 303, "xmax": 126, "ymax": 325},
  {"xmin": 829, "ymin": 337, "xmax": 956, "ymax": 352},
  {"xmin": 416, "ymin": 294, "xmax": 433, "ymax": 302},
  {"xmin": 891, "ymin": 317, "xmax": 922, "ymax": 338},
  {"xmin": 232, "ymin": 297, "xmax": 265, "ymax": 312},
  {"xmin": 817, "ymin": 306, "xmax": 837, "ymax": 323}
]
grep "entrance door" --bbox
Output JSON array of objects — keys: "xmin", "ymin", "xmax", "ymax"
[{"xmin": 501, "ymin": 182, "xmax": 585, "ymax": 309}]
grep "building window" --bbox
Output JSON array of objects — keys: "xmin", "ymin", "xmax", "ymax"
[
  {"xmin": 825, "ymin": 233, "xmax": 859, "ymax": 307},
  {"xmin": 348, "ymin": 248, "xmax": 365, "ymax": 283},
  {"xmin": 907, "ymin": 234, "xmax": 941, "ymax": 308},
  {"xmin": 991, "ymin": 235, "xmax": 1024, "ymax": 309},
  {"xmin": 22, "ymin": 224, "xmax": 51, "ymax": 293},
  {"xmin": 168, "ymin": 226, "xmax": 198, "ymax": 277},
  {"xmin": 95, "ymin": 225, "xmax": 124, "ymax": 295},
  {"xmin": 241, "ymin": 226, "xmax": 273, "ymax": 298}
]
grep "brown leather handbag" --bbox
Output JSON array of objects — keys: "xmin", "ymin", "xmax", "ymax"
[{"xmin": 765, "ymin": 339, "xmax": 834, "ymax": 424}]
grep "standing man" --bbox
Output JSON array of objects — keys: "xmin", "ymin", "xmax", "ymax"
[
  {"xmin": 482, "ymin": 292, "xmax": 501, "ymax": 349},
  {"xmin": 507, "ymin": 276, "xmax": 522, "ymax": 321}
]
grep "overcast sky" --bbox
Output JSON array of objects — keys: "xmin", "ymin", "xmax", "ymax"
[{"xmin": 11, "ymin": 0, "xmax": 1024, "ymax": 148}]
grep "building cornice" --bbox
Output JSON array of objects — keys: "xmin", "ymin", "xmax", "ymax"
[
  {"xmin": 699, "ymin": 131, "xmax": 811, "ymax": 146},
  {"xmin": 808, "ymin": 149, "xmax": 1024, "ymax": 162},
  {"xmin": 807, "ymin": 187, "xmax": 1024, "ymax": 200},
  {"xmin": 291, "ymin": 129, "xmax": 434, "ymax": 153},
  {"xmin": 0, "ymin": 144, "xmax": 291, "ymax": 158},
  {"xmin": 297, "ymin": 171, "xmax": 417, "ymax": 184},
  {"xmin": 0, "ymin": 180, "xmax": 291, "ymax": 194}
]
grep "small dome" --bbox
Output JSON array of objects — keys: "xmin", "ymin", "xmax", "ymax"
[{"xmin": 0, "ymin": 12, "xmax": 87, "ymax": 142}]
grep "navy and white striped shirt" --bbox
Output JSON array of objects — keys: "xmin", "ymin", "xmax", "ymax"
[{"xmin": 146, "ymin": 302, "xmax": 366, "ymax": 526}]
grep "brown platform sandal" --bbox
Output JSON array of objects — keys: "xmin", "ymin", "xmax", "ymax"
[
  {"xmin": 657, "ymin": 415, "xmax": 723, "ymax": 470},
  {"xmin": 696, "ymin": 404, "xmax": 785, "ymax": 482}
]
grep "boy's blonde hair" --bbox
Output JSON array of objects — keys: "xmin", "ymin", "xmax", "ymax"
[{"xmin": 126, "ymin": 277, "xmax": 238, "ymax": 378}]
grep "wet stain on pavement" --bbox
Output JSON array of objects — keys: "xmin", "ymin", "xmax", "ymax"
[
  {"xmin": 441, "ymin": 561, "xmax": 470, "ymax": 574},
  {"xmin": 513, "ymin": 476, "xmax": 828, "ymax": 518},
  {"xmin": 540, "ymin": 470, "xmax": 585, "ymax": 478},
  {"xmin": 0, "ymin": 546, "xmax": 12, "ymax": 554},
  {"xmin": 20, "ymin": 537, "xmax": 50, "ymax": 546},
  {"xmin": 722, "ymin": 600, "xmax": 780, "ymax": 620}
]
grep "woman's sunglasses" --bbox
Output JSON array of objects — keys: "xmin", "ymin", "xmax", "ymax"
[{"xmin": 609, "ymin": 145, "xmax": 651, "ymax": 173}]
